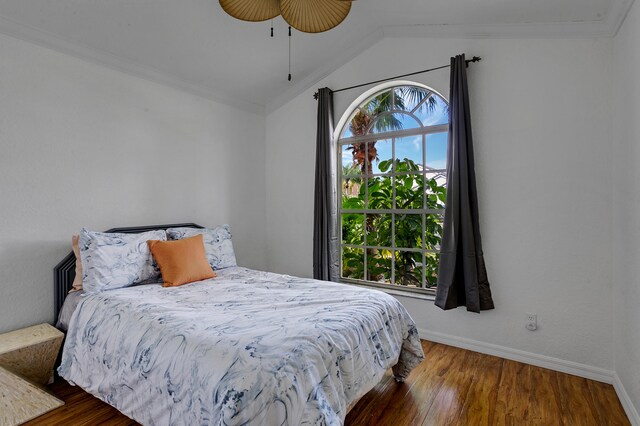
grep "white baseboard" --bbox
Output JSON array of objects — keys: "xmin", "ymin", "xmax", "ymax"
[
  {"xmin": 613, "ymin": 373, "xmax": 640, "ymax": 426},
  {"xmin": 418, "ymin": 328, "xmax": 614, "ymax": 383},
  {"xmin": 419, "ymin": 329, "xmax": 640, "ymax": 424}
]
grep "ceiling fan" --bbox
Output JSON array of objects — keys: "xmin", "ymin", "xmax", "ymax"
[{"xmin": 219, "ymin": 0, "xmax": 355, "ymax": 33}]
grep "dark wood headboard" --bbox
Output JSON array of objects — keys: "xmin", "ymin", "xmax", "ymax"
[{"xmin": 53, "ymin": 223, "xmax": 204, "ymax": 319}]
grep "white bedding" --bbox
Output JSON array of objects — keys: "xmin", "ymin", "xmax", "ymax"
[{"xmin": 59, "ymin": 267, "xmax": 424, "ymax": 425}]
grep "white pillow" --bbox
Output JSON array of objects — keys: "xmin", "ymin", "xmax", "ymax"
[
  {"xmin": 79, "ymin": 228, "xmax": 166, "ymax": 293},
  {"xmin": 166, "ymin": 225, "xmax": 237, "ymax": 270}
]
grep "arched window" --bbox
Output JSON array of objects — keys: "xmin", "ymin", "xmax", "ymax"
[{"xmin": 338, "ymin": 83, "xmax": 448, "ymax": 293}]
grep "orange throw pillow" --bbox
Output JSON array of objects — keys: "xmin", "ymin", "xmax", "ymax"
[{"xmin": 147, "ymin": 234, "xmax": 216, "ymax": 287}]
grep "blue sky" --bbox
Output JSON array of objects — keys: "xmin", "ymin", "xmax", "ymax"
[
  {"xmin": 341, "ymin": 90, "xmax": 449, "ymax": 173},
  {"xmin": 342, "ymin": 132, "xmax": 448, "ymax": 173}
]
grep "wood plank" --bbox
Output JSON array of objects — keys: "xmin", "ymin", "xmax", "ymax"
[
  {"xmin": 420, "ymin": 346, "xmax": 478, "ymax": 425},
  {"xmin": 529, "ymin": 366, "xmax": 563, "ymax": 426},
  {"xmin": 24, "ymin": 380, "xmax": 137, "ymax": 426},
  {"xmin": 0, "ymin": 324, "xmax": 64, "ymax": 385},
  {"xmin": 556, "ymin": 373, "xmax": 602, "ymax": 425},
  {"xmin": 344, "ymin": 372, "xmax": 396, "ymax": 424},
  {"xmin": 346, "ymin": 341, "xmax": 447, "ymax": 425},
  {"xmin": 457, "ymin": 350, "xmax": 503, "ymax": 425},
  {"xmin": 494, "ymin": 359, "xmax": 532, "ymax": 425},
  {"xmin": 0, "ymin": 324, "xmax": 63, "ymax": 354},
  {"xmin": 586, "ymin": 380, "xmax": 631, "ymax": 426},
  {"xmin": 0, "ymin": 366, "xmax": 64, "ymax": 426},
  {"xmin": 374, "ymin": 343, "xmax": 451, "ymax": 425}
]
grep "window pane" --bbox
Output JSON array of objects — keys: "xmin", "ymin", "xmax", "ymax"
[
  {"xmin": 341, "ymin": 121, "xmax": 354, "ymax": 138},
  {"xmin": 367, "ymin": 248, "xmax": 392, "ymax": 283},
  {"xmin": 426, "ymin": 132, "xmax": 448, "ymax": 170},
  {"xmin": 367, "ymin": 176, "xmax": 392, "ymax": 209},
  {"xmin": 369, "ymin": 113, "xmax": 421, "ymax": 134},
  {"xmin": 366, "ymin": 214, "xmax": 392, "ymax": 247},
  {"xmin": 395, "ymin": 213, "xmax": 423, "ymax": 249},
  {"xmin": 423, "ymin": 214, "xmax": 444, "ymax": 250},
  {"xmin": 395, "ymin": 136, "xmax": 423, "ymax": 171},
  {"xmin": 361, "ymin": 89, "xmax": 393, "ymax": 115},
  {"xmin": 416, "ymin": 95, "xmax": 449, "ymax": 126},
  {"xmin": 345, "ymin": 110, "xmax": 372, "ymax": 137},
  {"xmin": 365, "ymin": 139, "xmax": 392, "ymax": 175},
  {"xmin": 341, "ymin": 214, "xmax": 364, "ymax": 245},
  {"xmin": 342, "ymin": 247, "xmax": 364, "ymax": 280},
  {"xmin": 425, "ymin": 172, "xmax": 446, "ymax": 209},
  {"xmin": 425, "ymin": 252, "xmax": 440, "ymax": 288},
  {"xmin": 394, "ymin": 174, "xmax": 423, "ymax": 210},
  {"xmin": 394, "ymin": 250, "xmax": 422, "ymax": 287},
  {"xmin": 394, "ymin": 86, "xmax": 430, "ymax": 112},
  {"xmin": 342, "ymin": 177, "xmax": 364, "ymax": 210},
  {"xmin": 338, "ymin": 84, "xmax": 448, "ymax": 293},
  {"xmin": 343, "ymin": 142, "xmax": 366, "ymax": 173},
  {"xmin": 341, "ymin": 147, "xmax": 362, "ymax": 176}
]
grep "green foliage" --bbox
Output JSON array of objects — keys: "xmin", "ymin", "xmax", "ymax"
[
  {"xmin": 341, "ymin": 157, "xmax": 447, "ymax": 288},
  {"xmin": 342, "ymin": 163, "xmax": 361, "ymax": 178},
  {"xmin": 355, "ymin": 87, "xmax": 439, "ymax": 135},
  {"xmin": 342, "ymin": 85, "xmax": 447, "ymax": 289}
]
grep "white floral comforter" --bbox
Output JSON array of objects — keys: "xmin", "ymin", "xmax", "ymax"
[{"xmin": 59, "ymin": 267, "xmax": 424, "ymax": 425}]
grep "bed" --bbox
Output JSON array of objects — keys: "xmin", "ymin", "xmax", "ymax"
[{"xmin": 54, "ymin": 224, "xmax": 425, "ymax": 425}]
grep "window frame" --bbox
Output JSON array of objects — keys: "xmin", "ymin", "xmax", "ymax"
[{"xmin": 336, "ymin": 82, "xmax": 449, "ymax": 297}]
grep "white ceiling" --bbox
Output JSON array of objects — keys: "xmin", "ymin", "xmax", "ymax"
[{"xmin": 0, "ymin": 0, "xmax": 633, "ymax": 112}]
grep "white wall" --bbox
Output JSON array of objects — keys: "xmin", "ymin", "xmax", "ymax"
[
  {"xmin": 612, "ymin": 0, "xmax": 640, "ymax": 419},
  {"xmin": 265, "ymin": 36, "xmax": 614, "ymax": 371},
  {"xmin": 2, "ymin": 16, "xmax": 632, "ymax": 413},
  {"xmin": 0, "ymin": 33, "xmax": 266, "ymax": 333}
]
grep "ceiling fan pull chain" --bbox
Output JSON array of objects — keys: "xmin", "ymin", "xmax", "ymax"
[
  {"xmin": 271, "ymin": 19, "xmax": 274, "ymax": 37},
  {"xmin": 288, "ymin": 26, "xmax": 292, "ymax": 82}
]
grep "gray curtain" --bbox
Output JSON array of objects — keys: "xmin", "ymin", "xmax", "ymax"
[
  {"xmin": 435, "ymin": 54, "xmax": 495, "ymax": 312},
  {"xmin": 313, "ymin": 88, "xmax": 339, "ymax": 281}
]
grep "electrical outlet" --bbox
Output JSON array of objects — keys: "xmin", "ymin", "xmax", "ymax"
[{"xmin": 526, "ymin": 313, "xmax": 537, "ymax": 331}]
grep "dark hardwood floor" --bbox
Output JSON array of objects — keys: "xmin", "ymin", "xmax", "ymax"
[{"xmin": 26, "ymin": 341, "xmax": 630, "ymax": 425}]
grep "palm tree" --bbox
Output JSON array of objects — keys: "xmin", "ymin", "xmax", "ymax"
[
  {"xmin": 347, "ymin": 86, "xmax": 438, "ymax": 174},
  {"xmin": 345, "ymin": 86, "xmax": 438, "ymax": 283}
]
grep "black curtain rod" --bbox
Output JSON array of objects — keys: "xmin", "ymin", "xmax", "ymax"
[{"xmin": 313, "ymin": 56, "xmax": 481, "ymax": 100}]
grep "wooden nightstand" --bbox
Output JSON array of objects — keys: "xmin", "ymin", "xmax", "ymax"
[
  {"xmin": 0, "ymin": 323, "xmax": 64, "ymax": 385},
  {"xmin": 0, "ymin": 365, "xmax": 63, "ymax": 425},
  {"xmin": 0, "ymin": 324, "xmax": 65, "ymax": 425}
]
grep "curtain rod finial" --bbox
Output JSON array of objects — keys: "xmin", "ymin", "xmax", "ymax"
[
  {"xmin": 313, "ymin": 91, "xmax": 319, "ymax": 100},
  {"xmin": 465, "ymin": 56, "xmax": 481, "ymax": 68}
]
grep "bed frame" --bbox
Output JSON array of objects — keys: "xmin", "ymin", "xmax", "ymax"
[{"xmin": 53, "ymin": 223, "xmax": 204, "ymax": 320}]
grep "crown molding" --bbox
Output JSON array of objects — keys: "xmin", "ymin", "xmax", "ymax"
[
  {"xmin": 0, "ymin": 0, "xmax": 634, "ymax": 115},
  {"xmin": 606, "ymin": 0, "xmax": 636, "ymax": 37},
  {"xmin": 267, "ymin": 0, "xmax": 635, "ymax": 111},
  {"xmin": 383, "ymin": 0, "xmax": 635, "ymax": 40},
  {"xmin": 382, "ymin": 21, "xmax": 611, "ymax": 40},
  {"xmin": 0, "ymin": 14, "xmax": 264, "ymax": 115}
]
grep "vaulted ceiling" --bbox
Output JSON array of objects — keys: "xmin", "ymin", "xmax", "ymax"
[{"xmin": 0, "ymin": 0, "xmax": 633, "ymax": 112}]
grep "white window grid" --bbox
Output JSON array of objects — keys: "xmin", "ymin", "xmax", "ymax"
[{"xmin": 338, "ymin": 92, "xmax": 448, "ymax": 295}]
